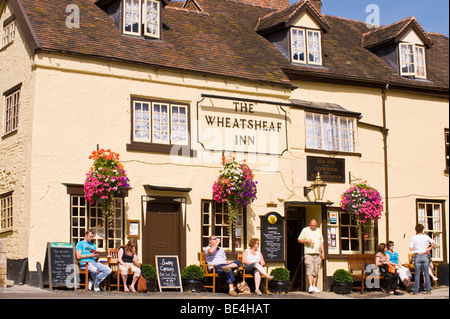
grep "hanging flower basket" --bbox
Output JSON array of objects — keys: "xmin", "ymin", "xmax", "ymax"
[
  {"xmin": 340, "ymin": 181, "xmax": 383, "ymax": 234},
  {"xmin": 84, "ymin": 149, "xmax": 130, "ymax": 225},
  {"xmin": 212, "ymin": 155, "xmax": 257, "ymax": 231}
]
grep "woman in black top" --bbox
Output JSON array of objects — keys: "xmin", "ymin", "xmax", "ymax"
[{"xmin": 118, "ymin": 238, "xmax": 141, "ymax": 292}]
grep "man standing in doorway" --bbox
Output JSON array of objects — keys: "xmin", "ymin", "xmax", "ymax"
[{"xmin": 298, "ymin": 219, "xmax": 325, "ymax": 293}]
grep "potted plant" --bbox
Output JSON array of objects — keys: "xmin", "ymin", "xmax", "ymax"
[
  {"xmin": 141, "ymin": 264, "xmax": 158, "ymax": 292},
  {"xmin": 332, "ymin": 269, "xmax": 353, "ymax": 294},
  {"xmin": 268, "ymin": 267, "xmax": 290, "ymax": 294},
  {"xmin": 181, "ymin": 264, "xmax": 205, "ymax": 293}
]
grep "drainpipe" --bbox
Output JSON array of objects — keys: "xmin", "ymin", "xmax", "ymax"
[{"xmin": 382, "ymin": 84, "xmax": 390, "ymax": 241}]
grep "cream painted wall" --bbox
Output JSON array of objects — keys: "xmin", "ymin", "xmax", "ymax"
[
  {"xmin": 0, "ymin": 2, "xmax": 35, "ymax": 259},
  {"xmin": 1, "ymin": 4, "xmax": 448, "ymax": 287}
]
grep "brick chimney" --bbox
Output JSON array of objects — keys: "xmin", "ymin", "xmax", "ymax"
[
  {"xmin": 232, "ymin": 0, "xmax": 290, "ymax": 10},
  {"xmin": 309, "ymin": 0, "xmax": 322, "ymax": 13}
]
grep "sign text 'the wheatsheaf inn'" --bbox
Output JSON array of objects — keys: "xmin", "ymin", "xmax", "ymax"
[{"xmin": 197, "ymin": 95, "xmax": 288, "ymax": 155}]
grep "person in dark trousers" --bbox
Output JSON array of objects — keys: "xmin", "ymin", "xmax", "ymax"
[{"xmin": 375, "ymin": 243, "xmax": 403, "ymax": 295}]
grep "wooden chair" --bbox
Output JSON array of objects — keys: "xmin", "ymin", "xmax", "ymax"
[
  {"xmin": 76, "ymin": 261, "xmax": 89, "ymax": 291},
  {"xmin": 107, "ymin": 248, "xmax": 121, "ymax": 291},
  {"xmin": 237, "ymin": 253, "xmax": 270, "ymax": 293},
  {"xmin": 199, "ymin": 252, "xmax": 222, "ymax": 293},
  {"xmin": 107, "ymin": 248, "xmax": 141, "ymax": 291},
  {"xmin": 406, "ymin": 253, "xmax": 438, "ymax": 289}
]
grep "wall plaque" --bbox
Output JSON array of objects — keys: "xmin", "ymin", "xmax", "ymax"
[
  {"xmin": 197, "ymin": 95, "xmax": 288, "ymax": 155},
  {"xmin": 307, "ymin": 156, "xmax": 345, "ymax": 183}
]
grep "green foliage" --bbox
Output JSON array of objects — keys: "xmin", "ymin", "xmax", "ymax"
[
  {"xmin": 181, "ymin": 264, "xmax": 205, "ymax": 280},
  {"xmin": 270, "ymin": 267, "xmax": 290, "ymax": 282},
  {"xmin": 332, "ymin": 269, "xmax": 353, "ymax": 283},
  {"xmin": 141, "ymin": 264, "xmax": 156, "ymax": 279}
]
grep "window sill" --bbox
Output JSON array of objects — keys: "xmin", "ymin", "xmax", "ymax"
[
  {"xmin": 305, "ymin": 148, "xmax": 362, "ymax": 157},
  {"xmin": 126, "ymin": 141, "xmax": 197, "ymax": 157},
  {"xmin": 2, "ymin": 130, "xmax": 18, "ymax": 140}
]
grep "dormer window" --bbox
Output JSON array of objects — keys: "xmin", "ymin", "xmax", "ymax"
[
  {"xmin": 123, "ymin": 0, "xmax": 161, "ymax": 39},
  {"xmin": 290, "ymin": 28, "xmax": 322, "ymax": 65},
  {"xmin": 399, "ymin": 43, "xmax": 426, "ymax": 78}
]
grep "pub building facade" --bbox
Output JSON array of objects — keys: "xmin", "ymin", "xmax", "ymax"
[{"xmin": 0, "ymin": 0, "xmax": 448, "ymax": 290}]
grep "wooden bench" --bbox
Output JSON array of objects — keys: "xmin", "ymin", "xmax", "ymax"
[{"xmin": 348, "ymin": 254, "xmax": 384, "ymax": 293}]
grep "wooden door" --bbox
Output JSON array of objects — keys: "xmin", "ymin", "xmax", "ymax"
[{"xmin": 144, "ymin": 202, "xmax": 181, "ymax": 265}]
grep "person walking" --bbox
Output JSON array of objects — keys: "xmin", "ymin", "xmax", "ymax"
[
  {"xmin": 298, "ymin": 219, "xmax": 324, "ymax": 293},
  {"xmin": 409, "ymin": 224, "xmax": 436, "ymax": 295}
]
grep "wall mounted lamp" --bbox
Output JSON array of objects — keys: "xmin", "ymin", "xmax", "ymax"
[{"xmin": 304, "ymin": 172, "xmax": 327, "ymax": 201}]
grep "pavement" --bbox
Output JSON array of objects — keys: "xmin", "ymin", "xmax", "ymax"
[{"xmin": 0, "ymin": 282, "xmax": 448, "ymax": 300}]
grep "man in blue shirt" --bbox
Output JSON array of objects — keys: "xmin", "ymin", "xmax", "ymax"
[{"xmin": 76, "ymin": 229, "xmax": 112, "ymax": 291}]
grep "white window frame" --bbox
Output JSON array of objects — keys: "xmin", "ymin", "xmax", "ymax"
[
  {"xmin": 201, "ymin": 200, "xmax": 245, "ymax": 252},
  {"xmin": 291, "ymin": 28, "xmax": 306, "ymax": 64},
  {"xmin": 1, "ymin": 19, "xmax": 15, "ymax": 49},
  {"xmin": 4, "ymin": 88, "xmax": 20, "ymax": 135},
  {"xmin": 123, "ymin": 0, "xmax": 142, "ymax": 36},
  {"xmin": 70, "ymin": 195, "xmax": 124, "ymax": 252},
  {"xmin": 290, "ymin": 27, "xmax": 322, "ymax": 65},
  {"xmin": 305, "ymin": 112, "xmax": 358, "ymax": 153},
  {"xmin": 417, "ymin": 201, "xmax": 444, "ymax": 261},
  {"xmin": 399, "ymin": 42, "xmax": 427, "ymax": 79},
  {"xmin": 144, "ymin": 0, "xmax": 161, "ymax": 39},
  {"xmin": 306, "ymin": 30, "xmax": 322, "ymax": 65},
  {"xmin": 132, "ymin": 99, "xmax": 189, "ymax": 146}
]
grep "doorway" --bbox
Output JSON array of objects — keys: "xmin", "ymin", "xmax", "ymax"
[
  {"xmin": 143, "ymin": 201, "xmax": 182, "ymax": 266},
  {"xmin": 286, "ymin": 206, "xmax": 306, "ymax": 291}
]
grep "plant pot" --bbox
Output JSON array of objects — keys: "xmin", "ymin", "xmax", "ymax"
[
  {"xmin": 182, "ymin": 279, "xmax": 203, "ymax": 293},
  {"xmin": 268, "ymin": 280, "xmax": 290, "ymax": 294},
  {"xmin": 146, "ymin": 278, "xmax": 158, "ymax": 292},
  {"xmin": 333, "ymin": 281, "xmax": 353, "ymax": 294}
]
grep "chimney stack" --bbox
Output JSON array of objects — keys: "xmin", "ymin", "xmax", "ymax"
[
  {"xmin": 232, "ymin": 0, "xmax": 290, "ymax": 10},
  {"xmin": 309, "ymin": 0, "xmax": 322, "ymax": 13}
]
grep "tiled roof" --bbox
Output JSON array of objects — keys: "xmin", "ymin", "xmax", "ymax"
[
  {"xmin": 363, "ymin": 16, "xmax": 433, "ymax": 49},
  {"xmin": 8, "ymin": 0, "xmax": 450, "ymax": 92},
  {"xmin": 256, "ymin": 0, "xmax": 331, "ymax": 34}
]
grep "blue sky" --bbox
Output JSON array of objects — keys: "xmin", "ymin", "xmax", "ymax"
[{"xmin": 289, "ymin": 0, "xmax": 449, "ymax": 36}]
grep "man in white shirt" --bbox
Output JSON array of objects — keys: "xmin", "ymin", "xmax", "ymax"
[
  {"xmin": 298, "ymin": 219, "xmax": 325, "ymax": 293},
  {"xmin": 409, "ymin": 224, "xmax": 436, "ymax": 295},
  {"xmin": 205, "ymin": 235, "xmax": 241, "ymax": 296}
]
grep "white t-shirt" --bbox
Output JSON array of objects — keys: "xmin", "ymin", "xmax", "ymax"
[
  {"xmin": 245, "ymin": 249, "xmax": 261, "ymax": 264},
  {"xmin": 298, "ymin": 226, "xmax": 323, "ymax": 254},
  {"xmin": 410, "ymin": 234, "xmax": 434, "ymax": 254},
  {"xmin": 205, "ymin": 246, "xmax": 227, "ymax": 270}
]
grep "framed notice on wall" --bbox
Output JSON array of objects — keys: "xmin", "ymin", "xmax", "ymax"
[{"xmin": 127, "ymin": 220, "xmax": 140, "ymax": 238}]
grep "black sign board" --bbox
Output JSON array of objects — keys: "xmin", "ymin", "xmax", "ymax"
[
  {"xmin": 260, "ymin": 212, "xmax": 285, "ymax": 262},
  {"xmin": 307, "ymin": 156, "xmax": 345, "ymax": 183},
  {"xmin": 155, "ymin": 255, "xmax": 183, "ymax": 292},
  {"xmin": 44, "ymin": 242, "xmax": 77, "ymax": 290}
]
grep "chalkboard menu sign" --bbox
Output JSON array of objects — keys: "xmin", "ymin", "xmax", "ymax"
[
  {"xmin": 44, "ymin": 242, "xmax": 77, "ymax": 290},
  {"xmin": 260, "ymin": 213, "xmax": 285, "ymax": 262},
  {"xmin": 155, "ymin": 255, "xmax": 183, "ymax": 292}
]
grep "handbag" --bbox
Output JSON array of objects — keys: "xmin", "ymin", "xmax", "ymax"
[
  {"xmin": 387, "ymin": 263, "xmax": 396, "ymax": 274},
  {"xmin": 237, "ymin": 280, "xmax": 251, "ymax": 295},
  {"xmin": 137, "ymin": 274, "xmax": 148, "ymax": 293}
]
